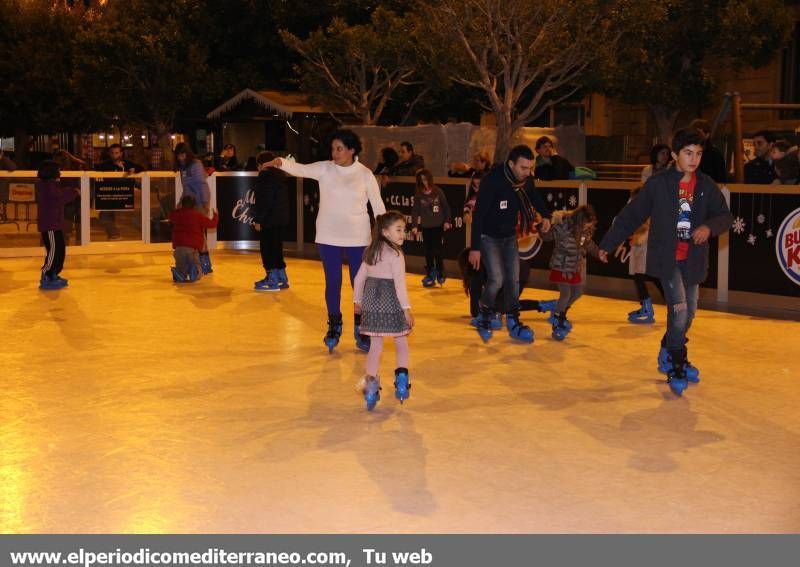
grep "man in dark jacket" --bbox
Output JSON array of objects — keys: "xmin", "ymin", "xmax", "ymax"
[
  {"xmin": 253, "ymin": 151, "xmax": 290, "ymax": 291},
  {"xmin": 598, "ymin": 129, "xmax": 733, "ymax": 396},
  {"xmin": 534, "ymin": 136, "xmax": 574, "ymax": 181},
  {"xmin": 744, "ymin": 130, "xmax": 776, "ymax": 184},
  {"xmin": 393, "ymin": 141, "xmax": 425, "ymax": 176},
  {"xmin": 690, "ymin": 119, "xmax": 727, "ymax": 183},
  {"xmin": 96, "ymin": 143, "xmax": 144, "ymax": 240},
  {"xmin": 469, "ymin": 144, "xmax": 552, "ymax": 343}
]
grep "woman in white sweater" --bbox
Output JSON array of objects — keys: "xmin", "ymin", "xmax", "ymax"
[{"xmin": 266, "ymin": 130, "xmax": 386, "ymax": 353}]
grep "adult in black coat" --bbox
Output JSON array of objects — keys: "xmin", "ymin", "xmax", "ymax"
[{"xmin": 534, "ymin": 136, "xmax": 574, "ymax": 180}]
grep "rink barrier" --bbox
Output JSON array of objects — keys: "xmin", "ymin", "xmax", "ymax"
[{"xmin": 1, "ymin": 171, "xmax": 798, "ymax": 310}]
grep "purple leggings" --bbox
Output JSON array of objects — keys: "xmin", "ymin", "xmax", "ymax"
[{"xmin": 317, "ymin": 244, "xmax": 366, "ymax": 316}]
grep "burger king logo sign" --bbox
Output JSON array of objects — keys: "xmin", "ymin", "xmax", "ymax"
[{"xmin": 776, "ymin": 207, "xmax": 800, "ymax": 287}]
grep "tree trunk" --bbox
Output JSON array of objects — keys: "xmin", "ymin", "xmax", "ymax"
[
  {"xmin": 649, "ymin": 104, "xmax": 680, "ymax": 144},
  {"xmin": 154, "ymin": 122, "xmax": 174, "ymax": 171},
  {"xmin": 493, "ymin": 110, "xmax": 514, "ymax": 165},
  {"xmin": 14, "ymin": 128, "xmax": 29, "ymax": 169}
]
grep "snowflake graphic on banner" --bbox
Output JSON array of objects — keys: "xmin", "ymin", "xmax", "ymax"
[
  {"xmin": 747, "ymin": 233, "xmax": 757, "ymax": 245},
  {"xmin": 732, "ymin": 216, "xmax": 746, "ymax": 234},
  {"xmin": 765, "ymin": 228, "xmax": 774, "ymax": 238},
  {"xmin": 546, "ymin": 193, "xmax": 553, "ymax": 202},
  {"xmin": 757, "ymin": 213, "xmax": 765, "ymax": 224},
  {"xmin": 568, "ymin": 195, "xmax": 577, "ymax": 207}
]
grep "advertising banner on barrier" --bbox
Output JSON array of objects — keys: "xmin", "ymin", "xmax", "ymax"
[
  {"xmin": 94, "ymin": 178, "xmax": 135, "ymax": 211},
  {"xmin": 215, "ymin": 175, "xmax": 297, "ymax": 243},
  {"xmin": 9, "ymin": 183, "xmax": 35, "ymax": 202},
  {"xmin": 775, "ymin": 206, "xmax": 800, "ymax": 288},
  {"xmin": 729, "ymin": 192, "xmax": 800, "ymax": 296}
]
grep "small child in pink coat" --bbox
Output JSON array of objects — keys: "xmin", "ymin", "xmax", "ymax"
[{"xmin": 353, "ymin": 211, "xmax": 414, "ymax": 411}]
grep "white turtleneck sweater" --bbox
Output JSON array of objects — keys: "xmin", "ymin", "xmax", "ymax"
[{"xmin": 278, "ymin": 157, "xmax": 386, "ymax": 247}]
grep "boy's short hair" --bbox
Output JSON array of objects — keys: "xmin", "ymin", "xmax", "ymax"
[
  {"xmin": 180, "ymin": 194, "xmax": 196, "ymax": 209},
  {"xmin": 535, "ymin": 136, "xmax": 553, "ymax": 150},
  {"xmin": 400, "ymin": 141, "xmax": 414, "ymax": 153},
  {"xmin": 671, "ymin": 128, "xmax": 705, "ymax": 153},
  {"xmin": 752, "ymin": 130, "xmax": 776, "ymax": 144},
  {"xmin": 257, "ymin": 151, "xmax": 276, "ymax": 164},
  {"xmin": 507, "ymin": 144, "xmax": 535, "ymax": 163},
  {"xmin": 37, "ymin": 160, "xmax": 60, "ymax": 181},
  {"xmin": 108, "ymin": 143, "xmax": 122, "ymax": 151}
]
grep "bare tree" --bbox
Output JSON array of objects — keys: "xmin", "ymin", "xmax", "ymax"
[
  {"xmin": 421, "ymin": 0, "xmax": 617, "ymax": 162},
  {"xmin": 281, "ymin": 8, "xmax": 422, "ymax": 125}
]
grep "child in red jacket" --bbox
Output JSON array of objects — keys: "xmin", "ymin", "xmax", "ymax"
[
  {"xmin": 168, "ymin": 194, "xmax": 218, "ymax": 282},
  {"xmin": 37, "ymin": 160, "xmax": 80, "ymax": 290}
]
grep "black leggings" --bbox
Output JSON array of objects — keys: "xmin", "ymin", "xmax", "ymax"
[
  {"xmin": 259, "ymin": 226, "xmax": 286, "ymax": 270},
  {"xmin": 633, "ymin": 273, "xmax": 664, "ymax": 302},
  {"xmin": 422, "ymin": 226, "xmax": 444, "ymax": 271},
  {"xmin": 469, "ymin": 259, "xmax": 541, "ymax": 316}
]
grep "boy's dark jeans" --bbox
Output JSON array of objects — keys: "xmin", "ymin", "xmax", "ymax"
[
  {"xmin": 659, "ymin": 261, "xmax": 698, "ymax": 353},
  {"xmin": 479, "ymin": 234, "xmax": 520, "ymax": 315}
]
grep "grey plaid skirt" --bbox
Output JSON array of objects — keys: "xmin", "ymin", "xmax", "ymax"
[{"xmin": 360, "ymin": 277, "xmax": 411, "ymax": 337}]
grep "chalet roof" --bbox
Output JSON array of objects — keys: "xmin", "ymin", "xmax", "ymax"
[{"xmin": 206, "ymin": 89, "xmax": 338, "ymax": 119}]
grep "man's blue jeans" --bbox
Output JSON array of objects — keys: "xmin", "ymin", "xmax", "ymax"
[
  {"xmin": 659, "ymin": 261, "xmax": 699, "ymax": 352},
  {"xmin": 479, "ymin": 234, "xmax": 520, "ymax": 315}
]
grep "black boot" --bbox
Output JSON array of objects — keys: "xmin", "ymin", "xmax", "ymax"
[
  {"xmin": 324, "ymin": 313, "xmax": 343, "ymax": 353},
  {"xmin": 666, "ymin": 347, "xmax": 689, "ymax": 396}
]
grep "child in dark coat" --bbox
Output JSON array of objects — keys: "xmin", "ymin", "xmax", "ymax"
[
  {"xmin": 37, "ymin": 160, "xmax": 80, "ymax": 290},
  {"xmin": 598, "ymin": 128, "xmax": 733, "ymax": 396},
  {"xmin": 253, "ymin": 151, "xmax": 290, "ymax": 291}
]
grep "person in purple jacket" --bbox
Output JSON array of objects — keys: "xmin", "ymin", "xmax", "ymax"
[{"xmin": 37, "ymin": 160, "xmax": 80, "ymax": 290}]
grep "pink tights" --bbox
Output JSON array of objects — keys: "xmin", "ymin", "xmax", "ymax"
[{"xmin": 366, "ymin": 336, "xmax": 409, "ymax": 377}]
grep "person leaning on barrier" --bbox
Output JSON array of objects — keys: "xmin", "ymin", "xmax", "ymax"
[
  {"xmin": 448, "ymin": 150, "xmax": 491, "ymax": 178},
  {"xmin": 534, "ymin": 136, "xmax": 574, "ymax": 181},
  {"xmin": 393, "ymin": 141, "xmax": 425, "ymax": 176},
  {"xmin": 96, "ymin": 143, "xmax": 144, "ymax": 240},
  {"xmin": 641, "ymin": 143, "xmax": 672, "ymax": 183},
  {"xmin": 744, "ymin": 130, "xmax": 776, "ymax": 185},
  {"xmin": 217, "ymin": 144, "xmax": 240, "ymax": 171},
  {"xmin": 773, "ymin": 153, "xmax": 799, "ymax": 185},
  {"xmin": 373, "ymin": 147, "xmax": 399, "ymax": 176}
]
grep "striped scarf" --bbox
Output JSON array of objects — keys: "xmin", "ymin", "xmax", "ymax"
[{"xmin": 504, "ymin": 163, "xmax": 537, "ymax": 235}]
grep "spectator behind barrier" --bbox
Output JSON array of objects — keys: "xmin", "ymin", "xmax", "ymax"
[
  {"xmin": 534, "ymin": 136, "xmax": 574, "ymax": 181},
  {"xmin": 393, "ymin": 141, "xmax": 425, "ymax": 176},
  {"xmin": 773, "ymin": 153, "xmax": 799, "ymax": 185},
  {"xmin": 744, "ymin": 130, "xmax": 776, "ymax": 184}
]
